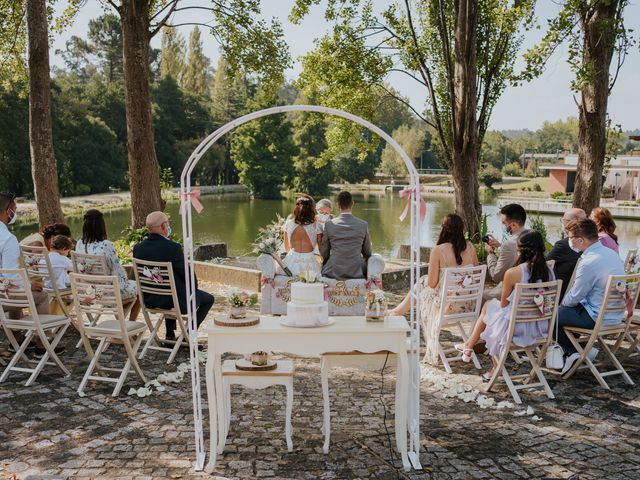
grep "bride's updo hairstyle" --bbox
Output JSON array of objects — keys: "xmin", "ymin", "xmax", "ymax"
[
  {"xmin": 516, "ymin": 230, "xmax": 550, "ymax": 283},
  {"xmin": 436, "ymin": 213, "xmax": 467, "ymax": 265},
  {"xmin": 293, "ymin": 194, "xmax": 316, "ymax": 225}
]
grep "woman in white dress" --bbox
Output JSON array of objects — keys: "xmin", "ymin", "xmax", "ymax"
[
  {"xmin": 282, "ymin": 195, "xmax": 322, "ymax": 277},
  {"xmin": 457, "ymin": 231, "xmax": 554, "ymax": 379},
  {"xmin": 389, "ymin": 214, "xmax": 479, "ymax": 364},
  {"xmin": 75, "ymin": 209, "xmax": 141, "ymax": 320}
]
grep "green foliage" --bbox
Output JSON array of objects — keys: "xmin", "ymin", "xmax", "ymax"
[
  {"xmin": 380, "ymin": 124, "xmax": 430, "ymax": 177},
  {"xmin": 469, "ymin": 213, "xmax": 489, "ymax": 263},
  {"xmin": 501, "ymin": 162, "xmax": 523, "ymax": 177},
  {"xmin": 0, "ymin": 82, "xmax": 31, "ymax": 195},
  {"xmin": 231, "ymin": 94, "xmax": 297, "ymax": 199},
  {"xmin": 114, "ymin": 226, "xmax": 149, "ymax": 264},
  {"xmin": 481, "ymin": 131, "xmax": 519, "ymax": 169},
  {"xmin": 479, "ymin": 165, "xmax": 503, "ymax": 190},
  {"xmin": 159, "ymin": 27, "xmax": 186, "ymax": 82},
  {"xmin": 528, "ymin": 215, "xmax": 552, "ymax": 252},
  {"xmin": 532, "ymin": 183, "xmax": 542, "ymax": 192},
  {"xmin": 183, "ymin": 27, "xmax": 210, "ymax": 95}
]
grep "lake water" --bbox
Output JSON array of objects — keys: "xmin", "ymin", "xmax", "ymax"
[{"xmin": 13, "ymin": 192, "xmax": 640, "ymax": 259}]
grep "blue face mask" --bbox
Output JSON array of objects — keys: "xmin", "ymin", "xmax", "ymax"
[
  {"xmin": 167, "ymin": 225, "xmax": 173, "ymax": 238},
  {"xmin": 501, "ymin": 224, "xmax": 512, "ymax": 236}
]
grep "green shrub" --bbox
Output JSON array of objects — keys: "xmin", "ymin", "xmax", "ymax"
[
  {"xmin": 501, "ymin": 162, "xmax": 523, "ymax": 177},
  {"xmin": 532, "ymin": 183, "xmax": 542, "ymax": 192},
  {"xmin": 479, "ymin": 165, "xmax": 503, "ymax": 190}
]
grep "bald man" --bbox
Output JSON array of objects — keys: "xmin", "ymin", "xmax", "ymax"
[
  {"xmin": 546, "ymin": 207, "xmax": 587, "ymax": 300},
  {"xmin": 133, "ymin": 211, "xmax": 214, "ymax": 341}
]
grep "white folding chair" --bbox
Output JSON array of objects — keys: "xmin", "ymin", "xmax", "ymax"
[
  {"xmin": 0, "ymin": 268, "xmax": 71, "ymax": 386},
  {"xmin": 624, "ymin": 248, "xmax": 638, "ymax": 273},
  {"xmin": 562, "ymin": 273, "xmax": 640, "ymax": 389},
  {"xmin": 70, "ymin": 251, "xmax": 135, "ymax": 348},
  {"xmin": 433, "ymin": 265, "xmax": 487, "ymax": 372},
  {"xmin": 485, "ymin": 280, "xmax": 562, "ymax": 404},
  {"xmin": 133, "ymin": 259, "xmax": 191, "ymax": 364},
  {"xmin": 20, "ymin": 245, "xmax": 72, "ymax": 317},
  {"xmin": 70, "ymin": 272, "xmax": 147, "ymax": 396}
]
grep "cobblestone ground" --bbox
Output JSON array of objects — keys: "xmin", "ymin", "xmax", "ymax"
[{"xmin": 1, "ymin": 289, "xmax": 639, "ymax": 480}]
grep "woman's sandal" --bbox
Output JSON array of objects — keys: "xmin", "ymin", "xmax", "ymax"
[
  {"xmin": 454, "ymin": 344, "xmax": 473, "ymax": 363},
  {"xmin": 482, "ymin": 370, "xmax": 495, "ymax": 382}
]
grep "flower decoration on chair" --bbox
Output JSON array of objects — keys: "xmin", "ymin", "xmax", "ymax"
[
  {"xmin": 24, "ymin": 255, "xmax": 42, "ymax": 271},
  {"xmin": 80, "ymin": 285, "xmax": 97, "ymax": 306},
  {"xmin": 0, "ymin": 278, "xmax": 18, "ymax": 298},
  {"xmin": 252, "ymin": 215, "xmax": 292, "ymax": 277},
  {"xmin": 532, "ymin": 288, "xmax": 553, "ymax": 317},
  {"xmin": 365, "ymin": 277, "xmax": 382, "ymax": 290},
  {"xmin": 77, "ymin": 261, "xmax": 89, "ymax": 274},
  {"xmin": 615, "ymin": 281, "xmax": 635, "ymax": 317},
  {"xmin": 142, "ymin": 266, "xmax": 164, "ymax": 284}
]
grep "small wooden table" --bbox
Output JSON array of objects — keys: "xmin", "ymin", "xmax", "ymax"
[{"xmin": 205, "ymin": 315, "xmax": 411, "ymax": 471}]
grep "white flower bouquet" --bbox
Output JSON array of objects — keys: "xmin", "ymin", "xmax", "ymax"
[
  {"xmin": 251, "ymin": 215, "xmax": 293, "ymax": 277},
  {"xmin": 365, "ymin": 289, "xmax": 388, "ymax": 322},
  {"xmin": 297, "ymin": 269, "xmax": 321, "ymax": 283}
]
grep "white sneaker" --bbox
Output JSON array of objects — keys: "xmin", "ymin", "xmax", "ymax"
[
  {"xmin": 560, "ymin": 352, "xmax": 580, "ymax": 375},
  {"xmin": 587, "ymin": 347, "xmax": 599, "ymax": 362}
]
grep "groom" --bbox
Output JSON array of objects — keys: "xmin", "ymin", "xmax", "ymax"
[{"xmin": 320, "ymin": 191, "xmax": 372, "ymax": 280}]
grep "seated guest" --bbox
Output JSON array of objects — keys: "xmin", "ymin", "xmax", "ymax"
[
  {"xmin": 45, "ymin": 235, "xmax": 73, "ymax": 290},
  {"xmin": 546, "ymin": 208, "xmax": 586, "ymax": 300},
  {"xmin": 0, "ymin": 192, "xmax": 59, "ymax": 355},
  {"xmin": 21, "ymin": 223, "xmax": 73, "ymax": 249},
  {"xmin": 590, "ymin": 207, "xmax": 619, "ymax": 254},
  {"xmin": 320, "ymin": 191, "xmax": 371, "ymax": 280},
  {"xmin": 315, "ymin": 198, "xmax": 333, "ymax": 226},
  {"xmin": 389, "ymin": 213, "xmax": 479, "ymax": 364},
  {"xmin": 75, "ymin": 209, "xmax": 140, "ymax": 320},
  {"xmin": 133, "ymin": 211, "xmax": 214, "ymax": 340},
  {"xmin": 484, "ymin": 203, "xmax": 530, "ymax": 299},
  {"xmin": 457, "ymin": 231, "xmax": 554, "ymax": 379},
  {"xmin": 556, "ymin": 219, "xmax": 625, "ymax": 374}
]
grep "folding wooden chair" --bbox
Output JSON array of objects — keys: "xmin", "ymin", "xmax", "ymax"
[
  {"xmin": 562, "ymin": 273, "xmax": 640, "ymax": 389},
  {"xmin": 485, "ymin": 279, "xmax": 562, "ymax": 404},
  {"xmin": 132, "ymin": 258, "xmax": 191, "ymax": 364},
  {"xmin": 0, "ymin": 269, "xmax": 71, "ymax": 386},
  {"xmin": 70, "ymin": 272, "xmax": 147, "ymax": 396},
  {"xmin": 624, "ymin": 248, "xmax": 638, "ymax": 273},
  {"xmin": 20, "ymin": 245, "xmax": 73, "ymax": 317},
  {"xmin": 433, "ymin": 264, "xmax": 486, "ymax": 372},
  {"xmin": 70, "ymin": 251, "xmax": 135, "ymax": 348}
]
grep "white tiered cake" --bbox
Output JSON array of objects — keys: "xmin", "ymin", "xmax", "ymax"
[{"xmin": 285, "ymin": 282, "xmax": 329, "ymax": 327}]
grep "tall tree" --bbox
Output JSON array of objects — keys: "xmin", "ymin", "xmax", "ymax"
[
  {"xmin": 524, "ymin": 0, "xmax": 633, "ymax": 213},
  {"xmin": 159, "ymin": 26, "xmax": 185, "ymax": 82},
  {"xmin": 26, "ymin": 0, "xmax": 64, "ymax": 226},
  {"xmin": 87, "ymin": 13, "xmax": 124, "ymax": 83},
  {"xmin": 106, "ymin": 0, "xmax": 289, "ymax": 227},
  {"xmin": 292, "ymin": 0, "xmax": 535, "ymax": 235},
  {"xmin": 183, "ymin": 26, "xmax": 210, "ymax": 95}
]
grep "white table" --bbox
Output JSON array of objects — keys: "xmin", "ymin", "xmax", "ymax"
[{"xmin": 205, "ymin": 315, "xmax": 411, "ymax": 471}]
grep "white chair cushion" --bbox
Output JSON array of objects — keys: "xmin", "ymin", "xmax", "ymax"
[
  {"xmin": 5, "ymin": 314, "xmax": 68, "ymax": 327},
  {"xmin": 87, "ymin": 320, "xmax": 146, "ymax": 334}
]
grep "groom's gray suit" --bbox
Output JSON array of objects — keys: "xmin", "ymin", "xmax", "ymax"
[{"xmin": 320, "ymin": 212, "xmax": 372, "ymax": 280}]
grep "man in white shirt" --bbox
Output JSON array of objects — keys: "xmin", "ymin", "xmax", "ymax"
[{"xmin": 0, "ymin": 192, "xmax": 53, "ymax": 352}]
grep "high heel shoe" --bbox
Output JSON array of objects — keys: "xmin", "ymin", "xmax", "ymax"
[{"xmin": 454, "ymin": 343, "xmax": 473, "ymax": 363}]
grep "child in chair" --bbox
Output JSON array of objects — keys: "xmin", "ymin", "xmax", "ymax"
[{"xmin": 46, "ymin": 235, "xmax": 74, "ymax": 290}]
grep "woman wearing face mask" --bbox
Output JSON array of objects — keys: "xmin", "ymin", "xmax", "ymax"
[
  {"xmin": 75, "ymin": 209, "xmax": 140, "ymax": 320},
  {"xmin": 315, "ymin": 199, "xmax": 333, "ymax": 227}
]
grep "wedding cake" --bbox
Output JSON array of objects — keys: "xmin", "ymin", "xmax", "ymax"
[{"xmin": 285, "ymin": 282, "xmax": 329, "ymax": 327}]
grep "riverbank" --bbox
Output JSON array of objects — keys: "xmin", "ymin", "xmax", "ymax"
[{"xmin": 14, "ymin": 185, "xmax": 250, "ymax": 224}]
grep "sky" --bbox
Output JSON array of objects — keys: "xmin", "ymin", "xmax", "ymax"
[{"xmin": 51, "ymin": 0, "xmax": 640, "ymax": 132}]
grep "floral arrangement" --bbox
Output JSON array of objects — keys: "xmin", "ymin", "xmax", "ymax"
[
  {"xmin": 365, "ymin": 289, "xmax": 388, "ymax": 320},
  {"xmin": 297, "ymin": 269, "xmax": 321, "ymax": 283},
  {"xmin": 229, "ymin": 290, "xmax": 258, "ymax": 308},
  {"xmin": 251, "ymin": 215, "xmax": 292, "ymax": 276}
]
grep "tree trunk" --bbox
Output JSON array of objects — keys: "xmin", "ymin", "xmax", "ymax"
[
  {"xmin": 572, "ymin": 2, "xmax": 619, "ymax": 214},
  {"xmin": 26, "ymin": 0, "xmax": 64, "ymax": 228},
  {"xmin": 451, "ymin": 0, "xmax": 481, "ymax": 236},
  {"xmin": 120, "ymin": 0, "xmax": 163, "ymax": 228}
]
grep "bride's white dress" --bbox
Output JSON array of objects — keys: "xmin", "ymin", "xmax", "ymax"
[{"xmin": 282, "ymin": 219, "xmax": 322, "ymax": 276}]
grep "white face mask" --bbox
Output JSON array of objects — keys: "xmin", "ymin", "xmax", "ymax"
[
  {"xmin": 7, "ymin": 208, "xmax": 16, "ymax": 225},
  {"xmin": 317, "ymin": 213, "xmax": 330, "ymax": 222},
  {"xmin": 568, "ymin": 238, "xmax": 580, "ymax": 253}
]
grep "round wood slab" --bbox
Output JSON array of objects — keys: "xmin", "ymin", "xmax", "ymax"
[
  {"xmin": 234, "ymin": 358, "xmax": 278, "ymax": 371},
  {"xmin": 213, "ymin": 313, "xmax": 260, "ymax": 327}
]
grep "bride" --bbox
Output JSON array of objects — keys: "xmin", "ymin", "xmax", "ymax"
[{"xmin": 282, "ymin": 194, "xmax": 323, "ymax": 276}]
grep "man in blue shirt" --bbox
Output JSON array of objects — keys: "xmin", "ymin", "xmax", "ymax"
[{"xmin": 556, "ymin": 218, "xmax": 624, "ymax": 373}]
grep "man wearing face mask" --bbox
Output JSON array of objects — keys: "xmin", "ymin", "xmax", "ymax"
[
  {"xmin": 545, "ymin": 208, "xmax": 586, "ymax": 301},
  {"xmin": 483, "ymin": 203, "xmax": 530, "ymax": 300},
  {"xmin": 556, "ymin": 218, "xmax": 624, "ymax": 374},
  {"xmin": 0, "ymin": 192, "xmax": 53, "ymax": 352},
  {"xmin": 133, "ymin": 211, "xmax": 214, "ymax": 342}
]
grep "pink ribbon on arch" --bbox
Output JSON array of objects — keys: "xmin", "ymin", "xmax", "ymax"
[
  {"xmin": 398, "ymin": 186, "xmax": 427, "ymax": 222},
  {"xmin": 179, "ymin": 188, "xmax": 204, "ymax": 215}
]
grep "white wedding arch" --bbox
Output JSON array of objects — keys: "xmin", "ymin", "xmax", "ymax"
[{"xmin": 179, "ymin": 105, "xmax": 423, "ymax": 471}]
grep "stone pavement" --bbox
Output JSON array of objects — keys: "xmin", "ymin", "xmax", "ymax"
[{"xmin": 1, "ymin": 295, "xmax": 639, "ymax": 479}]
